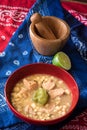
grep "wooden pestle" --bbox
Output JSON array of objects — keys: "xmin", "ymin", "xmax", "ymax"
[{"xmin": 30, "ymin": 13, "xmax": 56, "ymax": 40}]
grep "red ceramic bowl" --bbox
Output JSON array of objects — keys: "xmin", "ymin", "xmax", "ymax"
[{"xmin": 4, "ymin": 63, "xmax": 79, "ymax": 125}]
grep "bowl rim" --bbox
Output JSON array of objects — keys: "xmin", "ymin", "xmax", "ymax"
[
  {"xmin": 29, "ymin": 16, "xmax": 70, "ymax": 42},
  {"xmin": 4, "ymin": 63, "xmax": 79, "ymax": 125}
]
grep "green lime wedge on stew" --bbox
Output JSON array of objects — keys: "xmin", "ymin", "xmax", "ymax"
[{"xmin": 52, "ymin": 51, "xmax": 71, "ymax": 70}]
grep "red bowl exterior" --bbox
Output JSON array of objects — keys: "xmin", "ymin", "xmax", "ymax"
[{"xmin": 4, "ymin": 63, "xmax": 79, "ymax": 125}]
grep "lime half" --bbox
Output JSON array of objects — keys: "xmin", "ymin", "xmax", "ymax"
[{"xmin": 52, "ymin": 51, "xmax": 71, "ymax": 70}]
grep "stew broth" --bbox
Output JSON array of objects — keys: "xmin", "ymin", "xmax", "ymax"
[{"xmin": 11, "ymin": 74, "xmax": 72, "ymax": 120}]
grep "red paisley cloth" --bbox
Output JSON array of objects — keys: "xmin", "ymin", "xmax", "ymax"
[
  {"xmin": 60, "ymin": 109, "xmax": 87, "ymax": 130},
  {"xmin": 0, "ymin": 0, "xmax": 36, "ymax": 52},
  {"xmin": 0, "ymin": 0, "xmax": 87, "ymax": 129},
  {"xmin": 61, "ymin": 1, "xmax": 87, "ymax": 26}
]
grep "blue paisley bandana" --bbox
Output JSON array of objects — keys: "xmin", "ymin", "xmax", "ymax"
[{"xmin": 0, "ymin": 0, "xmax": 87, "ymax": 129}]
